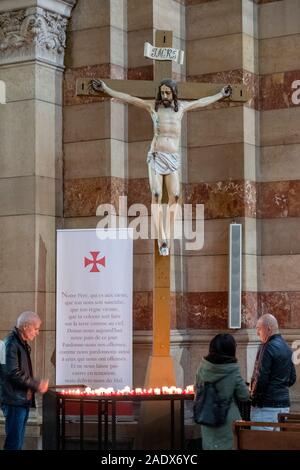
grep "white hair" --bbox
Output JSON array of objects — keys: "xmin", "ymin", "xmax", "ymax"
[
  {"xmin": 258, "ymin": 313, "xmax": 279, "ymax": 332},
  {"xmin": 16, "ymin": 311, "xmax": 41, "ymax": 328}
]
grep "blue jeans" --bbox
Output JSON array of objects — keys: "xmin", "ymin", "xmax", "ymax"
[
  {"xmin": 250, "ymin": 406, "xmax": 290, "ymax": 430},
  {"xmin": 1, "ymin": 404, "xmax": 30, "ymax": 450}
]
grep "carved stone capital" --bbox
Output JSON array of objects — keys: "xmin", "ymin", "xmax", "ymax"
[{"xmin": 0, "ymin": 2, "xmax": 76, "ymax": 67}]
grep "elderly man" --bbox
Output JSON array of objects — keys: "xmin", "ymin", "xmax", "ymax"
[
  {"xmin": 0, "ymin": 311, "xmax": 49, "ymax": 450},
  {"xmin": 250, "ymin": 313, "xmax": 296, "ymax": 429},
  {"xmin": 91, "ymin": 78, "xmax": 231, "ymax": 255}
]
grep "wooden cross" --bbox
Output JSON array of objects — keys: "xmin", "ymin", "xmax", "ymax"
[{"xmin": 76, "ymin": 30, "xmax": 248, "ymax": 389}]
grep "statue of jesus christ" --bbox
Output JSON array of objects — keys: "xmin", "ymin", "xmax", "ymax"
[{"xmin": 91, "ymin": 78, "xmax": 231, "ymax": 255}]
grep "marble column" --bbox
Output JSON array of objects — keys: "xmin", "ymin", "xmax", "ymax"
[{"xmin": 0, "ymin": 0, "xmax": 76, "ymax": 432}]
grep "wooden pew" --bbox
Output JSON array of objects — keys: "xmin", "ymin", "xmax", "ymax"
[
  {"xmin": 278, "ymin": 412, "xmax": 300, "ymax": 424},
  {"xmin": 233, "ymin": 420, "xmax": 300, "ymax": 450}
]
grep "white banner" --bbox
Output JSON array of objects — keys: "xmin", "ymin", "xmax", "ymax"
[
  {"xmin": 56, "ymin": 229, "xmax": 133, "ymax": 389},
  {"xmin": 144, "ymin": 42, "xmax": 184, "ymax": 65}
]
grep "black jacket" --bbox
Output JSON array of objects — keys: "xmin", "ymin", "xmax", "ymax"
[
  {"xmin": 0, "ymin": 328, "xmax": 39, "ymax": 407},
  {"xmin": 251, "ymin": 334, "xmax": 296, "ymax": 408}
]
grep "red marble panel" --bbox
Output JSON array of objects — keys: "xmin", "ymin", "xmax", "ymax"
[
  {"xmin": 288, "ymin": 181, "xmax": 300, "ymax": 217},
  {"xmin": 133, "ymin": 292, "xmax": 153, "ymax": 330},
  {"xmin": 127, "ymin": 66, "xmax": 153, "ymax": 81},
  {"xmin": 170, "ymin": 293, "xmax": 184, "ymax": 329},
  {"xmin": 111, "ymin": 178, "xmax": 128, "ymax": 209},
  {"xmin": 260, "ymin": 71, "xmax": 300, "ymax": 111},
  {"xmin": 166, "ymin": 291, "xmax": 300, "ymax": 331},
  {"xmin": 128, "ymin": 178, "xmax": 151, "ymax": 210},
  {"xmin": 185, "ymin": 180, "xmax": 257, "ymax": 219},
  {"xmin": 64, "ymin": 64, "xmax": 126, "ymax": 106},
  {"xmin": 181, "ymin": 292, "xmax": 228, "ymax": 329},
  {"xmin": 289, "ymin": 292, "xmax": 300, "ymax": 328},
  {"xmin": 259, "ymin": 292, "xmax": 292, "ymax": 328},
  {"xmin": 187, "ymin": 69, "xmax": 258, "ymax": 110},
  {"xmin": 259, "ymin": 180, "xmax": 300, "ymax": 218},
  {"xmin": 64, "ymin": 177, "xmax": 127, "ymax": 217},
  {"xmin": 242, "ymin": 291, "xmax": 259, "ymax": 328}
]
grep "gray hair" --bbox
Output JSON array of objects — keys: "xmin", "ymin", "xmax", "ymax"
[
  {"xmin": 16, "ymin": 311, "xmax": 41, "ymax": 328},
  {"xmin": 258, "ymin": 313, "xmax": 279, "ymax": 332}
]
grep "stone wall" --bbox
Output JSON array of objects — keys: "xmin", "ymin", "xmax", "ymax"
[{"xmin": 62, "ymin": 0, "xmax": 300, "ymax": 403}]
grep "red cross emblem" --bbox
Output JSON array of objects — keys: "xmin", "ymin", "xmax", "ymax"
[{"xmin": 84, "ymin": 251, "xmax": 106, "ymax": 272}]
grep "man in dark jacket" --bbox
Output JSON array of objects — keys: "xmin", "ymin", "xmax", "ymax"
[
  {"xmin": 250, "ymin": 313, "xmax": 296, "ymax": 429},
  {"xmin": 0, "ymin": 311, "xmax": 48, "ymax": 450}
]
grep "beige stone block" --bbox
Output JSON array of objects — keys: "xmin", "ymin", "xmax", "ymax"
[
  {"xmin": 244, "ymin": 143, "xmax": 258, "ymax": 182},
  {"xmin": 70, "ymin": 0, "xmax": 110, "ymax": 31},
  {"xmin": 110, "ymin": 139, "xmax": 127, "ymax": 179},
  {"xmin": 260, "ymin": 107, "xmax": 300, "ymax": 146},
  {"xmin": 242, "ymin": 0, "xmax": 258, "ymax": 38},
  {"xmin": 133, "ymin": 254, "xmax": 153, "ymax": 291},
  {"xmin": 181, "ymin": 217, "xmax": 258, "ymax": 258},
  {"xmin": 36, "ymin": 66, "xmax": 63, "ymax": 106},
  {"xmin": 36, "ymin": 101, "xmax": 62, "ymax": 179},
  {"xmin": 0, "ymin": 292, "xmax": 35, "ymax": 329},
  {"xmin": 64, "ymin": 140, "xmax": 109, "ymax": 179},
  {"xmin": 110, "ymin": 0, "xmax": 127, "ymax": 30},
  {"xmin": 128, "ymin": 106, "xmax": 153, "ymax": 142},
  {"xmin": 259, "ymin": 35, "xmax": 300, "ymax": 74},
  {"xmin": 187, "ymin": 34, "xmax": 242, "ymax": 75},
  {"xmin": 65, "ymin": 28, "xmax": 110, "ymax": 68},
  {"xmin": 0, "ymin": 65, "xmax": 35, "ymax": 102},
  {"xmin": 172, "ymin": 36, "xmax": 187, "ymax": 77},
  {"xmin": 128, "ymin": 141, "xmax": 149, "ymax": 178},
  {"xmin": 0, "ymin": 100, "xmax": 35, "ymax": 177},
  {"xmin": 243, "ymin": 34, "xmax": 259, "ymax": 73},
  {"xmin": 154, "ymin": 0, "xmax": 185, "ymax": 39},
  {"xmin": 0, "ymin": 176, "xmax": 35, "ymax": 216},
  {"xmin": 261, "ymin": 218, "xmax": 300, "ymax": 255},
  {"xmin": 260, "ymin": 144, "xmax": 300, "ymax": 182},
  {"xmin": 185, "ymin": 255, "xmax": 228, "ymax": 292},
  {"xmin": 110, "ymin": 27, "xmax": 127, "ymax": 68},
  {"xmin": 38, "ymin": 292, "xmax": 56, "ymax": 331},
  {"xmin": 0, "ymin": 215, "xmax": 35, "ymax": 292},
  {"xmin": 64, "ymin": 216, "xmax": 101, "ymax": 229},
  {"xmin": 127, "ymin": 0, "xmax": 153, "ymax": 32},
  {"xmin": 110, "ymin": 101, "xmax": 126, "ymax": 142},
  {"xmin": 243, "ymin": 254, "xmax": 258, "ymax": 292},
  {"xmin": 133, "ymin": 341, "xmax": 151, "ymax": 387},
  {"xmin": 243, "ymin": 107, "xmax": 260, "ymax": 146},
  {"xmin": 35, "ymin": 215, "xmax": 57, "ymax": 293},
  {"xmin": 133, "ymin": 238, "xmax": 154, "ymax": 255},
  {"xmin": 260, "ymin": 254, "xmax": 300, "ymax": 291},
  {"xmin": 44, "ymin": 330, "xmax": 56, "ymax": 385},
  {"xmin": 182, "ymin": 218, "xmax": 229, "ymax": 256},
  {"xmin": 128, "ymin": 29, "xmax": 154, "ymax": 69},
  {"xmin": 188, "ymin": 143, "xmax": 244, "ymax": 183},
  {"xmin": 64, "ymin": 102, "xmax": 111, "ymax": 143},
  {"xmin": 36, "ymin": 177, "xmax": 62, "ymax": 217},
  {"xmin": 187, "ymin": 0, "xmax": 242, "ymax": 40},
  {"xmin": 244, "ymin": 217, "xmax": 260, "ymax": 256},
  {"xmin": 0, "ymin": 64, "xmax": 62, "ymax": 104},
  {"xmin": 187, "ymin": 106, "xmax": 244, "ymax": 147},
  {"xmin": 259, "ymin": 0, "xmax": 300, "ymax": 39}
]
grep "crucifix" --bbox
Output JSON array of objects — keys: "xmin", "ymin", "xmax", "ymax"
[
  {"xmin": 77, "ymin": 30, "xmax": 247, "ymax": 448},
  {"xmin": 76, "ymin": 30, "xmax": 247, "ymax": 389}
]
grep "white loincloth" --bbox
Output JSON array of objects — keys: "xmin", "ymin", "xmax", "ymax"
[{"xmin": 147, "ymin": 151, "xmax": 180, "ymax": 175}]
